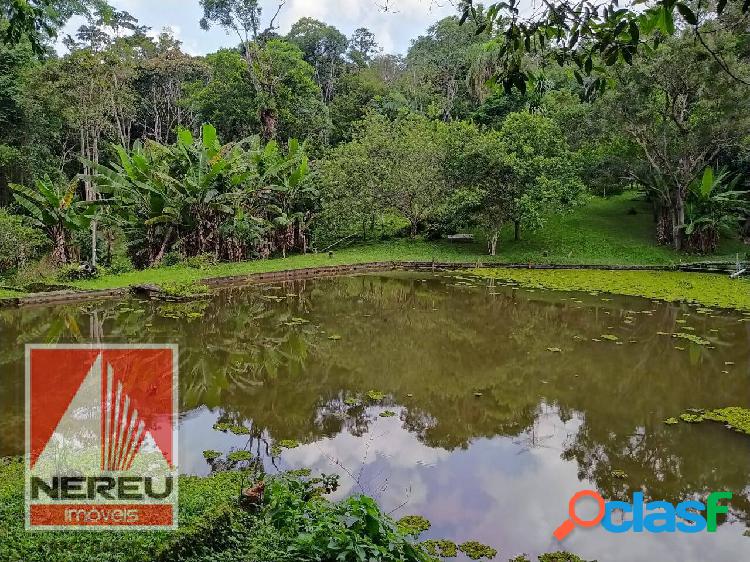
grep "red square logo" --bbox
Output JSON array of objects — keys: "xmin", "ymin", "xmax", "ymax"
[{"xmin": 25, "ymin": 345, "xmax": 178, "ymax": 530}]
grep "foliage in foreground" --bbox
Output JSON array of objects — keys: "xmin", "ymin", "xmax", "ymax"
[{"xmin": 0, "ymin": 458, "xmax": 433, "ymax": 562}]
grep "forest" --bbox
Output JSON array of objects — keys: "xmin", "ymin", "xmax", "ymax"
[{"xmin": 1, "ymin": 0, "xmax": 749, "ymax": 286}]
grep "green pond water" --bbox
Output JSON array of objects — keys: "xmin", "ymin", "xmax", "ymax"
[{"xmin": 1, "ymin": 272, "xmax": 750, "ymax": 561}]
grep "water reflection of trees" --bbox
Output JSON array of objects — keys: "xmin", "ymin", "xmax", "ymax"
[{"xmin": 1, "ymin": 274, "xmax": 750, "ymax": 523}]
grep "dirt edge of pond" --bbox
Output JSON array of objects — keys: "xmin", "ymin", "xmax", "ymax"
[{"xmin": 0, "ymin": 260, "xmax": 741, "ymax": 309}]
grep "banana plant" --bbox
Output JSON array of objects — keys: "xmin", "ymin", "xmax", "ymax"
[
  {"xmin": 684, "ymin": 167, "xmax": 749, "ymax": 253},
  {"xmin": 90, "ymin": 123, "xmax": 314, "ymax": 267},
  {"xmin": 10, "ymin": 178, "xmax": 101, "ymax": 264}
]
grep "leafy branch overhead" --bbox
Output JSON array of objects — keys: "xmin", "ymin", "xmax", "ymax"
[{"xmin": 460, "ymin": 0, "xmax": 750, "ymax": 95}]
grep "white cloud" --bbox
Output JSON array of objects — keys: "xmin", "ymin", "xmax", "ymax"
[{"xmin": 59, "ymin": 0, "xmax": 458, "ymax": 55}]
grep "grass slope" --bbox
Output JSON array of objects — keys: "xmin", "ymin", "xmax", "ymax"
[
  {"xmin": 492, "ymin": 192, "xmax": 745, "ymax": 265},
  {"xmin": 3, "ymin": 193, "xmax": 747, "ymax": 298}
]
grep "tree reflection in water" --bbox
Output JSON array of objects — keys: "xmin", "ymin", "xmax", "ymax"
[{"xmin": 1, "ymin": 273, "xmax": 749, "ymax": 537}]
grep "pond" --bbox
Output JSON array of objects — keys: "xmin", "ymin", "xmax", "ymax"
[{"xmin": 2, "ymin": 272, "xmax": 750, "ymax": 561}]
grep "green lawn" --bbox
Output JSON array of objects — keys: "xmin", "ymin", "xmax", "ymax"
[
  {"xmin": 490, "ymin": 192, "xmax": 746, "ymax": 265},
  {"xmin": 2, "ymin": 193, "xmax": 747, "ymax": 298}
]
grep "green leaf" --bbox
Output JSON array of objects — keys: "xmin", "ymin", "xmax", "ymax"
[
  {"xmin": 676, "ymin": 3, "xmax": 698, "ymax": 25},
  {"xmin": 177, "ymin": 128, "xmax": 193, "ymax": 147},
  {"xmin": 202, "ymin": 123, "xmax": 218, "ymax": 151},
  {"xmin": 700, "ymin": 166, "xmax": 715, "ymax": 198}
]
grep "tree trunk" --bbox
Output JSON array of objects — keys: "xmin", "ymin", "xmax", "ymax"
[
  {"xmin": 655, "ymin": 205, "xmax": 673, "ymax": 246},
  {"xmin": 489, "ymin": 231, "xmax": 499, "ymax": 256},
  {"xmin": 51, "ymin": 226, "xmax": 69, "ymax": 265},
  {"xmin": 91, "ymin": 220, "xmax": 98, "ymax": 268},
  {"xmin": 152, "ymin": 227, "xmax": 174, "ymax": 266},
  {"xmin": 514, "ymin": 221, "xmax": 521, "ymax": 242},
  {"xmin": 259, "ymin": 108, "xmax": 278, "ymax": 142},
  {"xmin": 673, "ymin": 193, "xmax": 686, "ymax": 251}
]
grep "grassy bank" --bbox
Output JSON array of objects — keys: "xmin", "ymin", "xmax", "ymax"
[
  {"xmin": 68, "ymin": 194, "xmax": 749, "ymax": 290},
  {"xmin": 468, "ymin": 268, "xmax": 750, "ymax": 311},
  {"xmin": 1, "ymin": 193, "xmax": 747, "ymax": 300}
]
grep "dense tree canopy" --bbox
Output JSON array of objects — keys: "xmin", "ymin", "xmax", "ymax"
[{"xmin": 0, "ymin": 0, "xmax": 748, "ymax": 280}]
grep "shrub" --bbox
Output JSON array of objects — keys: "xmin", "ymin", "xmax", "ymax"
[
  {"xmin": 106, "ymin": 253, "xmax": 134, "ymax": 275},
  {"xmin": 9, "ymin": 256, "xmax": 61, "ymax": 289},
  {"xmin": 185, "ymin": 253, "xmax": 218, "ymax": 270},
  {"xmin": 0, "ymin": 209, "xmax": 47, "ymax": 275},
  {"xmin": 57, "ymin": 264, "xmax": 100, "ymax": 282}
]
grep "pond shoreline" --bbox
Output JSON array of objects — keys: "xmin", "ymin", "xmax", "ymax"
[{"xmin": 0, "ymin": 260, "xmax": 743, "ymax": 309}]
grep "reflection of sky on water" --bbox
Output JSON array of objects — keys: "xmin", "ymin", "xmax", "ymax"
[
  {"xmin": 180, "ymin": 405, "xmax": 750, "ymax": 561},
  {"xmin": 4, "ymin": 272, "xmax": 750, "ymax": 561}
]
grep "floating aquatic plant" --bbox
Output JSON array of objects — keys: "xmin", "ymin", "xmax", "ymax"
[
  {"xmin": 600, "ymin": 334, "xmax": 619, "ymax": 342},
  {"xmin": 459, "ymin": 541, "xmax": 497, "ymax": 560},
  {"xmin": 664, "ymin": 417, "xmax": 679, "ymax": 425},
  {"xmin": 422, "ymin": 539, "xmax": 458, "ymax": 558},
  {"xmin": 538, "ymin": 553, "xmax": 586, "ymax": 562},
  {"xmin": 227, "ymin": 450, "xmax": 252, "ymax": 462},
  {"xmin": 397, "ymin": 515, "xmax": 431, "ymax": 537},
  {"xmin": 680, "ymin": 413, "xmax": 705, "ymax": 424},
  {"xmin": 379, "ymin": 410, "xmax": 397, "ymax": 418},
  {"xmin": 367, "ymin": 390, "xmax": 386, "ymax": 401},
  {"xmin": 674, "ymin": 333, "xmax": 711, "ymax": 346},
  {"xmin": 271, "ymin": 439, "xmax": 300, "ymax": 456}
]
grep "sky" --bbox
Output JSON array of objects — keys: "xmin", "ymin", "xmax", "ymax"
[{"xmin": 60, "ymin": 0, "xmax": 461, "ymax": 56}]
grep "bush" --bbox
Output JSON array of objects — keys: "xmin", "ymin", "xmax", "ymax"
[
  {"xmin": 185, "ymin": 253, "xmax": 218, "ymax": 270},
  {"xmin": 9, "ymin": 257, "xmax": 61, "ymax": 289},
  {"xmin": 0, "ymin": 209, "xmax": 47, "ymax": 275},
  {"xmin": 106, "ymin": 253, "xmax": 135, "ymax": 275},
  {"xmin": 56, "ymin": 264, "xmax": 100, "ymax": 282}
]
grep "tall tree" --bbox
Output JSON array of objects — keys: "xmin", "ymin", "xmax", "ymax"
[
  {"xmin": 348, "ymin": 27, "xmax": 378, "ymax": 67},
  {"xmin": 405, "ymin": 15, "xmax": 488, "ymax": 120},
  {"xmin": 199, "ymin": 0, "xmax": 287, "ymax": 140},
  {"xmin": 605, "ymin": 34, "xmax": 750, "ymax": 249},
  {"xmin": 286, "ymin": 18, "xmax": 347, "ymax": 103}
]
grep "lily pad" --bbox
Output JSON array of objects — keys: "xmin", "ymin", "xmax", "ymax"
[
  {"xmin": 213, "ymin": 422, "xmax": 233, "ymax": 432},
  {"xmin": 379, "ymin": 410, "xmax": 397, "ymax": 418},
  {"xmin": 674, "ymin": 333, "xmax": 711, "ymax": 346},
  {"xmin": 600, "ymin": 334, "xmax": 619, "ymax": 342},
  {"xmin": 547, "ymin": 347, "xmax": 563, "ymax": 353}
]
